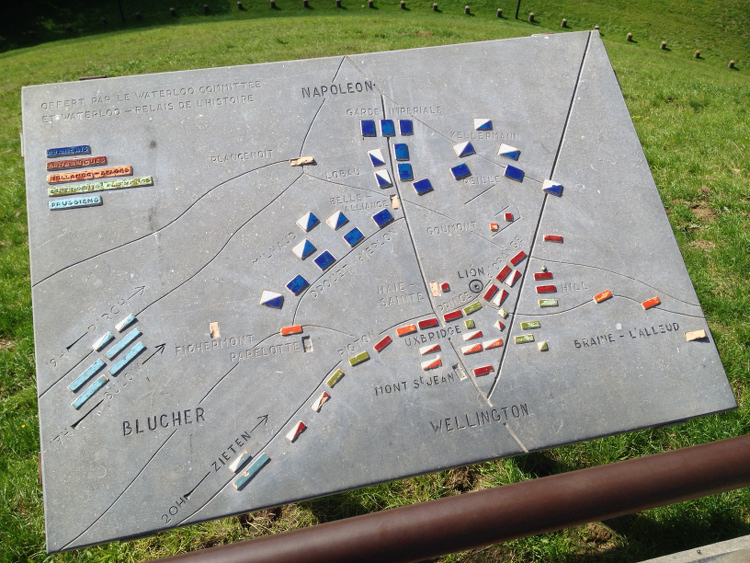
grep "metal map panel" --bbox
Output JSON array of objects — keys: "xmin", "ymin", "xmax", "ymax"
[{"xmin": 21, "ymin": 31, "xmax": 735, "ymax": 552}]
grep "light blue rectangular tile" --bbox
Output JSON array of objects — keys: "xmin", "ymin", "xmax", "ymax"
[
  {"xmin": 109, "ymin": 341, "xmax": 145, "ymax": 376},
  {"xmin": 69, "ymin": 359, "xmax": 105, "ymax": 392},
  {"xmin": 71, "ymin": 374, "xmax": 108, "ymax": 409},
  {"xmin": 105, "ymin": 328, "xmax": 141, "ymax": 360},
  {"xmin": 233, "ymin": 452, "xmax": 270, "ymax": 490}
]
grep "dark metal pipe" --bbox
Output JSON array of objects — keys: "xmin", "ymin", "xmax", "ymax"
[{"xmin": 154, "ymin": 435, "xmax": 750, "ymax": 563}]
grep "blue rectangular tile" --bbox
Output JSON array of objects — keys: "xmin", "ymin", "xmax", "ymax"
[
  {"xmin": 314, "ymin": 250, "xmax": 336, "ymax": 270},
  {"xmin": 286, "ymin": 274, "xmax": 309, "ymax": 295},
  {"xmin": 109, "ymin": 341, "xmax": 145, "ymax": 376},
  {"xmin": 394, "ymin": 143, "xmax": 409, "ymax": 161},
  {"xmin": 343, "ymin": 227, "xmax": 364, "ymax": 247},
  {"xmin": 49, "ymin": 194, "xmax": 103, "ymax": 211},
  {"xmin": 71, "ymin": 374, "xmax": 108, "ymax": 409},
  {"xmin": 380, "ymin": 119, "xmax": 395, "ymax": 136},
  {"xmin": 360, "ymin": 120, "xmax": 376, "ymax": 137},
  {"xmin": 69, "ymin": 359, "xmax": 105, "ymax": 392},
  {"xmin": 399, "ymin": 119, "xmax": 413, "ymax": 135},
  {"xmin": 233, "ymin": 452, "xmax": 270, "ymax": 490},
  {"xmin": 504, "ymin": 165, "xmax": 524, "ymax": 182},
  {"xmin": 413, "ymin": 178, "xmax": 434, "ymax": 195},
  {"xmin": 105, "ymin": 328, "xmax": 141, "ymax": 360},
  {"xmin": 372, "ymin": 209, "xmax": 394, "ymax": 228},
  {"xmin": 47, "ymin": 145, "xmax": 91, "ymax": 158},
  {"xmin": 450, "ymin": 163, "xmax": 471, "ymax": 180},
  {"xmin": 398, "ymin": 163, "xmax": 413, "ymax": 181}
]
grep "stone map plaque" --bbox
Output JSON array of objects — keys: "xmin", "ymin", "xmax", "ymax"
[{"xmin": 22, "ymin": 31, "xmax": 735, "ymax": 552}]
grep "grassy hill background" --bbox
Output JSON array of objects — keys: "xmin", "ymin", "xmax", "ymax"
[{"xmin": 0, "ymin": 1, "xmax": 748, "ymax": 561}]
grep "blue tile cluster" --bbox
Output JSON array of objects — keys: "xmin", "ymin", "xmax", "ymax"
[{"xmin": 361, "ymin": 119, "xmax": 413, "ymax": 137}]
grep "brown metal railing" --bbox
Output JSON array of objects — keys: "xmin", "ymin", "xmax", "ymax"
[{"xmin": 154, "ymin": 434, "xmax": 750, "ymax": 563}]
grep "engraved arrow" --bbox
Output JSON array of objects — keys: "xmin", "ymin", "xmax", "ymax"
[
  {"xmin": 184, "ymin": 471, "xmax": 211, "ymax": 499},
  {"xmin": 141, "ymin": 343, "xmax": 166, "ymax": 365},
  {"xmin": 128, "ymin": 285, "xmax": 146, "ymax": 300},
  {"xmin": 66, "ymin": 332, "xmax": 89, "ymax": 351},
  {"xmin": 71, "ymin": 399, "xmax": 103, "ymax": 429},
  {"xmin": 250, "ymin": 414, "xmax": 269, "ymax": 433}
]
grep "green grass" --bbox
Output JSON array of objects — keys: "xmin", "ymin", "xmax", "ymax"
[{"xmin": 0, "ymin": 2, "xmax": 748, "ymax": 561}]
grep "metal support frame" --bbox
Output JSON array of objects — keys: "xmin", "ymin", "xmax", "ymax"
[{"xmin": 154, "ymin": 435, "xmax": 750, "ymax": 563}]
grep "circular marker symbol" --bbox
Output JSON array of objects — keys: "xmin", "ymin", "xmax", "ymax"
[{"xmin": 469, "ymin": 279, "xmax": 483, "ymax": 293}]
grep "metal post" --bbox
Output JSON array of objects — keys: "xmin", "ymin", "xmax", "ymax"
[
  {"xmin": 153, "ymin": 435, "xmax": 750, "ymax": 563},
  {"xmin": 514, "ymin": 0, "xmax": 520, "ymax": 19}
]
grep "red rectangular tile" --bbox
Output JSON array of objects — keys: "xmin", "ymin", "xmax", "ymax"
[
  {"xmin": 483, "ymin": 285, "xmax": 499, "ymax": 301},
  {"xmin": 473, "ymin": 365, "xmax": 494, "ymax": 376},
  {"xmin": 534, "ymin": 272, "xmax": 553, "ymax": 281},
  {"xmin": 443, "ymin": 310, "xmax": 463, "ymax": 322},
  {"xmin": 543, "ymin": 234, "xmax": 564, "ymax": 243},
  {"xmin": 418, "ymin": 317, "xmax": 439, "ymax": 329},
  {"xmin": 374, "ymin": 335, "xmax": 393, "ymax": 353},
  {"xmin": 536, "ymin": 285, "xmax": 557, "ymax": 293},
  {"xmin": 510, "ymin": 250, "xmax": 527, "ymax": 266},
  {"xmin": 496, "ymin": 265, "xmax": 512, "ymax": 283}
]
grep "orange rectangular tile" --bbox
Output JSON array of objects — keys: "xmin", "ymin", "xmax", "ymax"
[
  {"xmin": 46, "ymin": 165, "xmax": 133, "ymax": 184},
  {"xmin": 396, "ymin": 324, "xmax": 417, "ymax": 336},
  {"xmin": 593, "ymin": 290, "xmax": 613, "ymax": 303},
  {"xmin": 461, "ymin": 343, "xmax": 483, "ymax": 355},
  {"xmin": 46, "ymin": 155, "xmax": 107, "ymax": 171},
  {"xmin": 483, "ymin": 337, "xmax": 504, "ymax": 350},
  {"xmin": 642, "ymin": 296, "xmax": 661, "ymax": 310},
  {"xmin": 280, "ymin": 325, "xmax": 303, "ymax": 336},
  {"xmin": 421, "ymin": 357, "xmax": 442, "ymax": 371}
]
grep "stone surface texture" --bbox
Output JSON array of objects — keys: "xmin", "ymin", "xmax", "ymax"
[{"xmin": 21, "ymin": 31, "xmax": 735, "ymax": 552}]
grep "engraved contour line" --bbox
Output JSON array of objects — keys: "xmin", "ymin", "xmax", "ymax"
[
  {"xmin": 199, "ymin": 325, "xmax": 353, "ymax": 404},
  {"xmin": 533, "ymin": 257, "xmax": 701, "ymax": 308},
  {"xmin": 177, "ymin": 356, "xmax": 345, "ymax": 527},
  {"xmin": 489, "ymin": 31, "xmax": 593, "ymax": 401},
  {"xmin": 515, "ymin": 294, "xmax": 704, "ymax": 320},
  {"xmin": 33, "ymin": 159, "xmax": 291, "ymax": 287},
  {"xmin": 291, "ymin": 217, "xmax": 406, "ymax": 323},
  {"xmin": 135, "ymin": 173, "xmax": 304, "ymax": 316},
  {"xmin": 38, "ymin": 349, "xmax": 94, "ymax": 399},
  {"xmin": 61, "ymin": 429, "xmax": 179, "ymax": 550}
]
